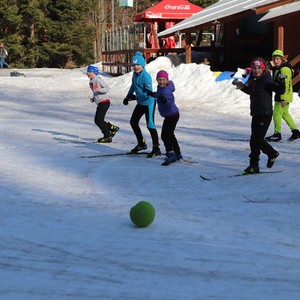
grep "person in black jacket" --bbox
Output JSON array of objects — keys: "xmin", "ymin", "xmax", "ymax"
[{"xmin": 232, "ymin": 57, "xmax": 285, "ymax": 174}]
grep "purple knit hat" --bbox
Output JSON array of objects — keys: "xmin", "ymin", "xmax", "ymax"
[{"xmin": 156, "ymin": 70, "xmax": 169, "ymax": 80}]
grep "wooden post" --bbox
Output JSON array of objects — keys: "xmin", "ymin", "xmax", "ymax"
[
  {"xmin": 185, "ymin": 32, "xmax": 192, "ymax": 64},
  {"xmin": 278, "ymin": 25, "xmax": 284, "ymax": 52}
]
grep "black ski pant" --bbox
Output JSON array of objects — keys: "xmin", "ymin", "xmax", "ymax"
[
  {"xmin": 161, "ymin": 113, "xmax": 180, "ymax": 154},
  {"xmin": 249, "ymin": 114, "xmax": 278, "ymax": 166},
  {"xmin": 130, "ymin": 103, "xmax": 159, "ymax": 147},
  {"xmin": 94, "ymin": 101, "xmax": 111, "ymax": 138}
]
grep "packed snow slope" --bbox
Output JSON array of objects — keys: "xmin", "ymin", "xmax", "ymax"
[{"xmin": 0, "ymin": 57, "xmax": 300, "ymax": 300}]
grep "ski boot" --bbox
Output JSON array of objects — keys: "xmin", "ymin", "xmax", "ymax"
[
  {"xmin": 147, "ymin": 145, "xmax": 161, "ymax": 158},
  {"xmin": 242, "ymin": 166, "xmax": 260, "ymax": 175},
  {"xmin": 265, "ymin": 133, "xmax": 281, "ymax": 142},
  {"xmin": 108, "ymin": 122, "xmax": 119, "ymax": 137},
  {"xmin": 94, "ymin": 136, "xmax": 112, "ymax": 143},
  {"xmin": 267, "ymin": 152, "xmax": 279, "ymax": 168},
  {"xmin": 288, "ymin": 129, "xmax": 300, "ymax": 141},
  {"xmin": 175, "ymin": 153, "xmax": 183, "ymax": 160},
  {"xmin": 161, "ymin": 152, "xmax": 177, "ymax": 166},
  {"xmin": 128, "ymin": 139, "xmax": 147, "ymax": 154}
]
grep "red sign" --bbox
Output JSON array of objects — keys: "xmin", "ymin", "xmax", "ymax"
[{"xmin": 134, "ymin": 0, "xmax": 203, "ymax": 22}]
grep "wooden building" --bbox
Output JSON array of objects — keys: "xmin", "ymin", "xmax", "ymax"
[
  {"xmin": 102, "ymin": 0, "xmax": 300, "ymax": 88},
  {"xmin": 158, "ymin": 0, "xmax": 300, "ymax": 86}
]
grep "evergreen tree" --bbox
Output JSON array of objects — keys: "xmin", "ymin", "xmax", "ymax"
[
  {"xmin": 190, "ymin": 0, "xmax": 218, "ymax": 8},
  {"xmin": 0, "ymin": 1, "xmax": 23, "ymax": 65},
  {"xmin": 0, "ymin": 0, "xmax": 94, "ymax": 68},
  {"xmin": 45, "ymin": 0, "xmax": 94, "ymax": 68}
]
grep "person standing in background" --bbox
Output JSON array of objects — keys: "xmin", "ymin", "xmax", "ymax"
[
  {"xmin": 265, "ymin": 50, "xmax": 300, "ymax": 142},
  {"xmin": 0, "ymin": 42, "xmax": 9, "ymax": 69}
]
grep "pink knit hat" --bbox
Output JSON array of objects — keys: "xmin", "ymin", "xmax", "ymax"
[{"xmin": 156, "ymin": 70, "xmax": 169, "ymax": 80}]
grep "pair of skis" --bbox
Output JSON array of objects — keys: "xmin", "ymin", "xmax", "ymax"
[
  {"xmin": 79, "ymin": 153, "xmax": 281, "ymax": 175},
  {"xmin": 79, "ymin": 151, "xmax": 149, "ymax": 158},
  {"xmin": 79, "ymin": 152, "xmax": 197, "ymax": 165},
  {"xmin": 200, "ymin": 170, "xmax": 282, "ymax": 181}
]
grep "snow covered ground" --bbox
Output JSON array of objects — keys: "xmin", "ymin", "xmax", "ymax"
[{"xmin": 1, "ymin": 58, "xmax": 300, "ymax": 299}]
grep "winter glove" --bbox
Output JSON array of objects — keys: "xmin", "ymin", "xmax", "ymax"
[
  {"xmin": 146, "ymin": 89, "xmax": 154, "ymax": 97},
  {"xmin": 158, "ymin": 95, "xmax": 167, "ymax": 104},
  {"xmin": 232, "ymin": 79, "xmax": 244, "ymax": 89},
  {"xmin": 90, "ymin": 97, "xmax": 95, "ymax": 103},
  {"xmin": 232, "ymin": 79, "xmax": 239, "ymax": 86},
  {"xmin": 277, "ymin": 74, "xmax": 287, "ymax": 82},
  {"xmin": 123, "ymin": 94, "xmax": 136, "ymax": 105},
  {"xmin": 128, "ymin": 94, "xmax": 136, "ymax": 100},
  {"xmin": 123, "ymin": 97, "xmax": 129, "ymax": 105}
]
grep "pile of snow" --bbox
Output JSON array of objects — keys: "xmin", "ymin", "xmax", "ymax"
[{"xmin": 109, "ymin": 56, "xmax": 249, "ymax": 113}]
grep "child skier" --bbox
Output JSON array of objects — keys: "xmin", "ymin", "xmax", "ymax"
[
  {"xmin": 265, "ymin": 50, "xmax": 300, "ymax": 141},
  {"xmin": 123, "ymin": 51, "xmax": 160, "ymax": 157},
  {"xmin": 87, "ymin": 65, "xmax": 119, "ymax": 143},
  {"xmin": 148, "ymin": 70, "xmax": 182, "ymax": 166},
  {"xmin": 232, "ymin": 58, "xmax": 285, "ymax": 174}
]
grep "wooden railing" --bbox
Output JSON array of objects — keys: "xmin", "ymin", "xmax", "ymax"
[
  {"xmin": 101, "ymin": 46, "xmax": 223, "ymax": 76},
  {"xmin": 101, "ymin": 48, "xmax": 186, "ymax": 75},
  {"xmin": 290, "ymin": 54, "xmax": 300, "ymax": 87}
]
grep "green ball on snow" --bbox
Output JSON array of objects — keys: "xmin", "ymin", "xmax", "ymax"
[{"xmin": 130, "ymin": 201, "xmax": 155, "ymax": 227}]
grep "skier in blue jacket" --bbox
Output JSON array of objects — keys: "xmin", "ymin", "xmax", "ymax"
[
  {"xmin": 150, "ymin": 70, "xmax": 182, "ymax": 166},
  {"xmin": 123, "ymin": 52, "xmax": 160, "ymax": 157}
]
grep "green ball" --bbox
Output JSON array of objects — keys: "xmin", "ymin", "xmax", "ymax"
[{"xmin": 130, "ymin": 201, "xmax": 155, "ymax": 227}]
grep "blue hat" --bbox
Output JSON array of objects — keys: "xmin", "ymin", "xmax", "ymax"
[
  {"xmin": 131, "ymin": 51, "xmax": 145, "ymax": 67},
  {"xmin": 87, "ymin": 65, "xmax": 99, "ymax": 75}
]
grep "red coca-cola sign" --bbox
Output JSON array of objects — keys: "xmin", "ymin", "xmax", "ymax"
[{"xmin": 165, "ymin": 4, "xmax": 191, "ymax": 10}]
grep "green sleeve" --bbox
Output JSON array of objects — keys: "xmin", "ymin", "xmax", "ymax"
[{"xmin": 279, "ymin": 66, "xmax": 293, "ymax": 102}]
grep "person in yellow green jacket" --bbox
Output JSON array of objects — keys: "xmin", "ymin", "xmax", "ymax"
[{"xmin": 266, "ymin": 50, "xmax": 300, "ymax": 142}]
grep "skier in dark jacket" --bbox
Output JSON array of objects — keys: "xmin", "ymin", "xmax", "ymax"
[{"xmin": 232, "ymin": 57, "xmax": 285, "ymax": 174}]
